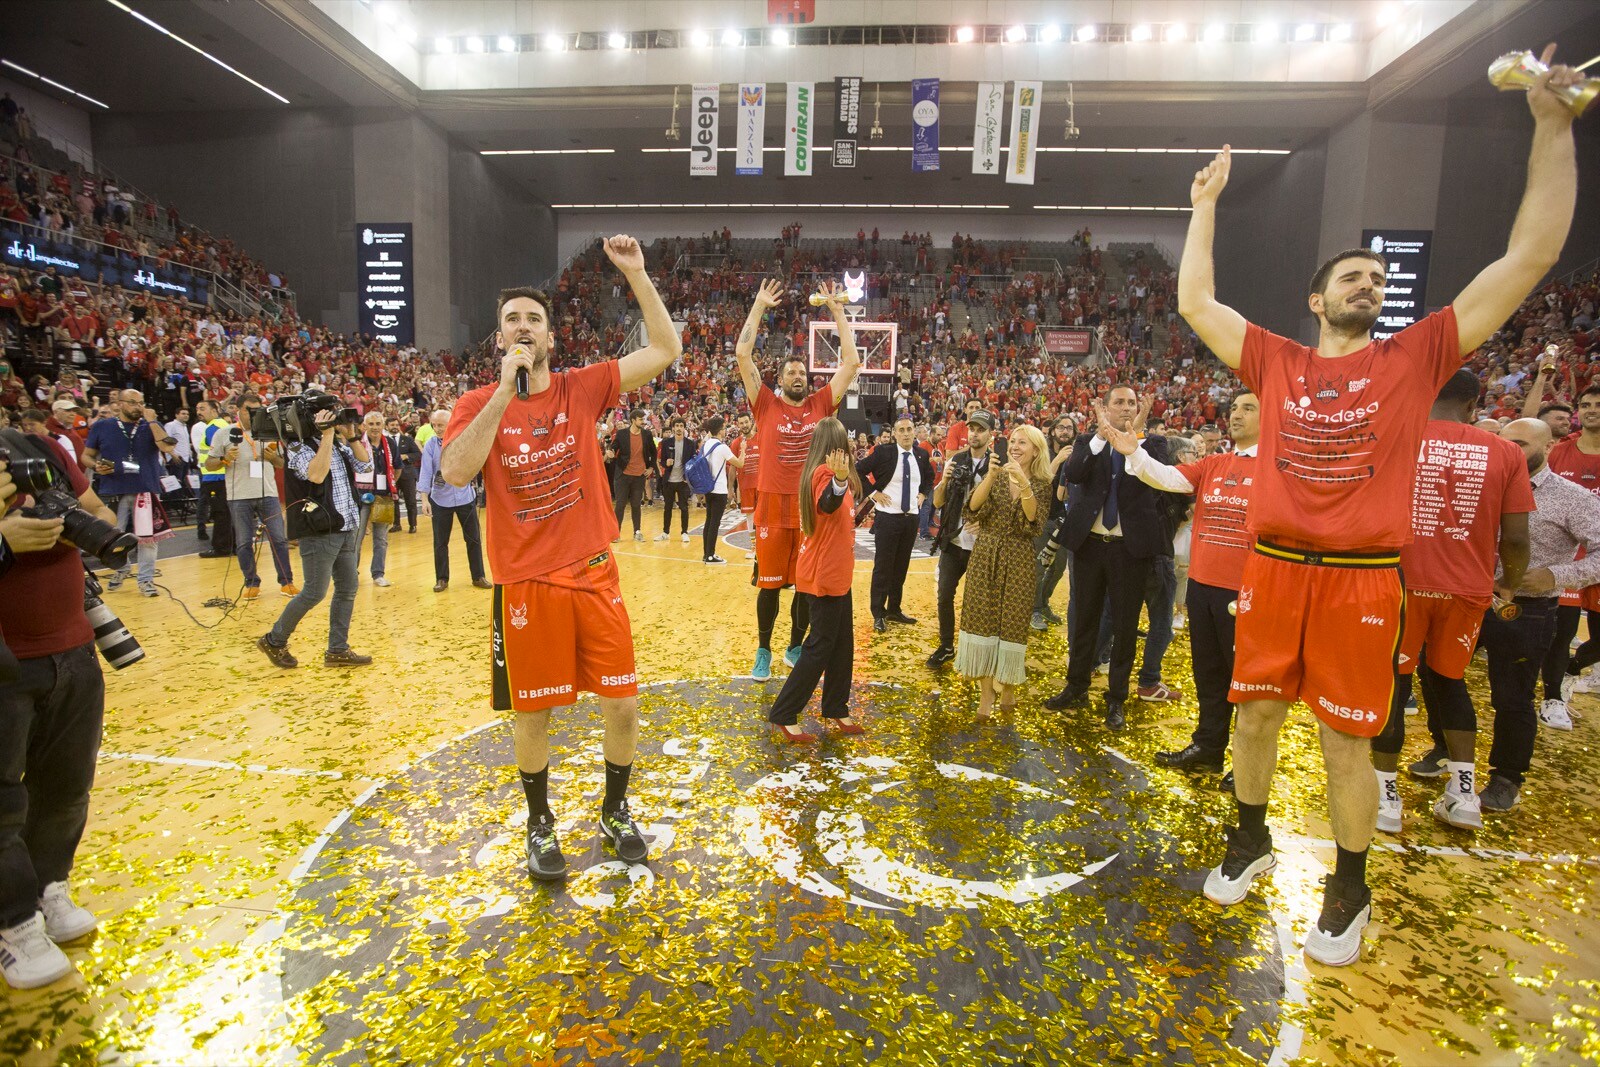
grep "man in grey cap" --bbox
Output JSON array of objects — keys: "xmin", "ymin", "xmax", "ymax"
[{"xmin": 926, "ymin": 409, "xmax": 1005, "ymax": 667}]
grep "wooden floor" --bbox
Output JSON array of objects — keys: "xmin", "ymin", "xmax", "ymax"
[{"xmin": 3, "ymin": 505, "xmax": 1598, "ymax": 1065}]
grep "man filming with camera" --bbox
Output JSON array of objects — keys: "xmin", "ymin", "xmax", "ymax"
[
  {"xmin": 257, "ymin": 396, "xmax": 374, "ymax": 669},
  {"xmin": 207, "ymin": 395, "xmax": 295, "ymax": 601},
  {"xmin": 81, "ymin": 389, "xmax": 178, "ymax": 598}
]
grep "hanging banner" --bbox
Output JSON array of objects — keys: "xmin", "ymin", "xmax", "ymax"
[
  {"xmin": 973, "ymin": 81, "xmax": 1005, "ymax": 175},
  {"xmin": 833, "ymin": 76, "xmax": 861, "ymax": 168},
  {"xmin": 1006, "ymin": 80, "xmax": 1042, "ymax": 185},
  {"xmin": 911, "ymin": 78, "xmax": 940, "ymax": 173},
  {"xmin": 691, "ymin": 83, "xmax": 720, "ymax": 177},
  {"xmin": 737, "ymin": 83, "xmax": 766, "ymax": 176},
  {"xmin": 785, "ymin": 82, "xmax": 814, "ymax": 176}
]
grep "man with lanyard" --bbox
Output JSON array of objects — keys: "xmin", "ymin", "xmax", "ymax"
[
  {"xmin": 1538, "ymin": 383, "xmax": 1600, "ymax": 727},
  {"xmin": 1369, "ymin": 370, "xmax": 1532, "ymax": 832},
  {"xmin": 1177, "ymin": 45, "xmax": 1582, "ymax": 966},
  {"xmin": 192, "ymin": 400, "xmax": 232, "ymax": 556},
  {"xmin": 734, "ymin": 278, "xmax": 860, "ymax": 681},
  {"xmin": 81, "ymin": 389, "xmax": 177, "ymax": 597},
  {"xmin": 354, "ymin": 412, "xmax": 396, "ymax": 588},
  {"xmin": 438, "ymin": 235, "xmax": 680, "ymax": 882},
  {"xmin": 206, "ymin": 395, "xmax": 296, "ymax": 600},
  {"xmin": 926, "ymin": 409, "xmax": 997, "ymax": 668}
]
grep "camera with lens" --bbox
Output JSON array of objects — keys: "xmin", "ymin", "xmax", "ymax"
[
  {"xmin": 258, "ymin": 392, "xmax": 361, "ymax": 444},
  {"xmin": 83, "ymin": 572, "xmax": 144, "ymax": 669},
  {"xmin": 0, "ymin": 428, "xmax": 137, "ymax": 571}
]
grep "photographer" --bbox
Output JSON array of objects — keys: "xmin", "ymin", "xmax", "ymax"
[
  {"xmin": 207, "ymin": 396, "xmax": 294, "ymax": 600},
  {"xmin": 257, "ymin": 402, "xmax": 374, "ymax": 669},
  {"xmin": 0, "ymin": 434, "xmax": 116, "ymax": 989},
  {"xmin": 80, "ymin": 389, "xmax": 177, "ymax": 598}
]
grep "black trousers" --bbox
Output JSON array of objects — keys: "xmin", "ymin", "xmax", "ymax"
[
  {"xmin": 198, "ymin": 479, "xmax": 232, "ymax": 548},
  {"xmin": 1066, "ymin": 536, "xmax": 1150, "ymax": 702},
  {"xmin": 394, "ymin": 470, "xmax": 419, "ymax": 530},
  {"xmin": 1482, "ymin": 597, "xmax": 1557, "ymax": 785},
  {"xmin": 613, "ymin": 472, "xmax": 646, "ymax": 532},
  {"xmin": 869, "ymin": 511, "xmax": 919, "ymax": 619},
  {"xmin": 662, "ymin": 481, "xmax": 691, "ymax": 533},
  {"xmin": 702, "ymin": 492, "xmax": 728, "ymax": 559},
  {"xmin": 936, "ymin": 543, "xmax": 972, "ymax": 649},
  {"xmin": 431, "ymin": 499, "xmax": 486, "ymax": 582},
  {"xmin": 769, "ymin": 592, "xmax": 854, "ymax": 724},
  {"xmin": 1186, "ymin": 579, "xmax": 1238, "ymax": 753}
]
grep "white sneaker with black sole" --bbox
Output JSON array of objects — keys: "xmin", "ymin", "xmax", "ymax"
[
  {"xmin": 0, "ymin": 912, "xmax": 75, "ymax": 989},
  {"xmin": 1202, "ymin": 826, "xmax": 1276, "ymax": 906},
  {"xmin": 39, "ymin": 882, "xmax": 96, "ymax": 942},
  {"xmin": 1539, "ymin": 699, "xmax": 1573, "ymax": 731},
  {"xmin": 1303, "ymin": 875, "xmax": 1371, "ymax": 967}
]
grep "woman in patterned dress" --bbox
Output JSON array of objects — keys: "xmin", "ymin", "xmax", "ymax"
[{"xmin": 955, "ymin": 423, "xmax": 1053, "ymax": 718}]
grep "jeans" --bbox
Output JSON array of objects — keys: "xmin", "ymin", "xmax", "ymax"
[
  {"xmin": 431, "ymin": 499, "xmax": 485, "ymax": 582},
  {"xmin": 268, "ymin": 527, "xmax": 360, "ymax": 655},
  {"xmin": 661, "ymin": 480, "xmax": 690, "ymax": 533},
  {"xmin": 936, "ymin": 544, "xmax": 972, "ymax": 649},
  {"xmin": 355, "ymin": 503, "xmax": 390, "ymax": 578},
  {"xmin": 1033, "ymin": 528, "xmax": 1069, "ymax": 615},
  {"xmin": 702, "ymin": 492, "xmax": 728, "ymax": 559},
  {"xmin": 1482, "ymin": 597, "xmax": 1557, "ymax": 785},
  {"xmin": 614, "ymin": 472, "xmax": 646, "ymax": 532},
  {"xmin": 228, "ymin": 497, "xmax": 293, "ymax": 587},
  {"xmin": 109, "ymin": 493, "xmax": 157, "ymax": 584},
  {"xmin": 1138, "ymin": 555, "xmax": 1177, "ymax": 688},
  {"xmin": 0, "ymin": 643, "xmax": 104, "ymax": 925},
  {"xmin": 917, "ymin": 499, "xmax": 936, "ymax": 540}
]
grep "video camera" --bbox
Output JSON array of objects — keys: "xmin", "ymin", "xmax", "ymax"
[
  {"xmin": 254, "ymin": 392, "xmax": 360, "ymax": 444},
  {"xmin": 0, "ymin": 428, "xmax": 136, "ymax": 571}
]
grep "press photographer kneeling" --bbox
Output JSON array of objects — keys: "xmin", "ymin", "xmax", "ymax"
[{"xmin": 256, "ymin": 393, "xmax": 375, "ymax": 669}]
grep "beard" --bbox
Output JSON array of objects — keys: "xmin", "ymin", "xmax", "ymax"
[
  {"xmin": 1323, "ymin": 298, "xmax": 1381, "ymax": 333},
  {"xmin": 782, "ymin": 380, "xmax": 808, "ymax": 401}
]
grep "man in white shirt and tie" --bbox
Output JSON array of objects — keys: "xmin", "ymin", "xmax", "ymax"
[{"xmin": 858, "ymin": 416, "xmax": 933, "ymax": 633}]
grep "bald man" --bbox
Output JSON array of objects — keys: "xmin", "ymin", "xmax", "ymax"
[{"xmin": 416, "ymin": 408, "xmax": 490, "ymax": 591}]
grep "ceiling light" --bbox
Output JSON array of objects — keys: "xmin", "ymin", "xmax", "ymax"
[
  {"xmin": 955, "ymin": 26, "xmax": 976, "ymax": 44},
  {"xmin": 104, "ymin": 0, "xmax": 289, "ymax": 103},
  {"xmin": 1204, "ymin": 23, "xmax": 1228, "ymax": 43},
  {"xmin": 1075, "ymin": 25, "xmax": 1097, "ymax": 43},
  {"xmin": 689, "ymin": 29, "xmax": 711, "ymax": 47},
  {"xmin": 1164, "ymin": 23, "xmax": 1187, "ymax": 42},
  {"xmin": 1330, "ymin": 23, "xmax": 1353, "ymax": 42},
  {"xmin": 771, "ymin": 27, "xmax": 789, "ymax": 46},
  {"xmin": 1130, "ymin": 25, "xmax": 1153, "ymax": 43},
  {"xmin": 1039, "ymin": 24, "xmax": 1062, "ymax": 43},
  {"xmin": 608, "ymin": 32, "xmax": 628, "ymax": 49},
  {"xmin": 1005, "ymin": 25, "xmax": 1027, "ymax": 44},
  {"xmin": 497, "ymin": 35, "xmax": 516, "ymax": 52},
  {"xmin": 721, "ymin": 29, "xmax": 743, "ymax": 47},
  {"xmin": 434, "ymin": 36, "xmax": 452, "ymax": 52},
  {"xmin": 465, "ymin": 36, "xmax": 485, "ymax": 52},
  {"xmin": 1254, "ymin": 24, "xmax": 1280, "ymax": 43},
  {"xmin": 0, "ymin": 58, "xmax": 109, "ymax": 109},
  {"xmin": 544, "ymin": 33, "xmax": 565, "ymax": 51},
  {"xmin": 1294, "ymin": 24, "xmax": 1317, "ymax": 42}
]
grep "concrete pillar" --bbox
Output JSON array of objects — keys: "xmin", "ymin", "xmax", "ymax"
[{"xmin": 353, "ymin": 115, "xmax": 452, "ymax": 351}]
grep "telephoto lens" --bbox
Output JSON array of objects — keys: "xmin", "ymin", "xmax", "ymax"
[{"xmin": 83, "ymin": 573, "xmax": 146, "ymax": 670}]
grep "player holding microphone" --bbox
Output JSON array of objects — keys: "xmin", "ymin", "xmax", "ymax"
[{"xmin": 439, "ymin": 235, "xmax": 682, "ymax": 882}]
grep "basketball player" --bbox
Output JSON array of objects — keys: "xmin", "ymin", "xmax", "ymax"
[
  {"xmin": 734, "ymin": 278, "xmax": 861, "ymax": 681},
  {"xmin": 439, "ymin": 235, "xmax": 681, "ymax": 882},
  {"xmin": 1179, "ymin": 44, "xmax": 1581, "ymax": 966}
]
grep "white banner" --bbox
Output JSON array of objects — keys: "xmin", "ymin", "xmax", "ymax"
[
  {"xmin": 1006, "ymin": 80, "xmax": 1042, "ymax": 185},
  {"xmin": 736, "ymin": 83, "xmax": 765, "ymax": 175},
  {"xmin": 690, "ymin": 83, "xmax": 719, "ymax": 177},
  {"xmin": 973, "ymin": 81, "xmax": 1004, "ymax": 176},
  {"xmin": 784, "ymin": 81, "xmax": 814, "ymax": 176}
]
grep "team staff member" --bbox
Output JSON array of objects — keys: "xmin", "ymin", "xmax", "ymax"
[
  {"xmin": 439, "ymin": 235, "xmax": 681, "ymax": 882},
  {"xmin": 193, "ymin": 400, "xmax": 233, "ymax": 556},
  {"xmin": 1179, "ymin": 46, "xmax": 1581, "ymax": 967},
  {"xmin": 926, "ymin": 410, "xmax": 998, "ymax": 668},
  {"xmin": 1104, "ymin": 392, "xmax": 1260, "ymax": 779},
  {"xmin": 1539, "ymin": 383, "xmax": 1600, "ymax": 728},
  {"xmin": 734, "ymin": 278, "xmax": 860, "ymax": 682},
  {"xmin": 768, "ymin": 418, "xmax": 864, "ymax": 741},
  {"xmin": 857, "ymin": 416, "xmax": 932, "ymax": 633},
  {"xmin": 1373, "ymin": 371, "xmax": 1532, "ymax": 833}
]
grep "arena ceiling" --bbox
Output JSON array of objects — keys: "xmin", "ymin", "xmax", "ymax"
[{"xmin": 4, "ymin": 0, "xmax": 1598, "ymax": 212}]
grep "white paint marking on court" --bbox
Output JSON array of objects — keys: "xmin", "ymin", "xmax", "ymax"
[
  {"xmin": 100, "ymin": 751, "xmax": 345, "ymax": 779},
  {"xmin": 1276, "ymin": 831, "xmax": 1599, "ymax": 868}
]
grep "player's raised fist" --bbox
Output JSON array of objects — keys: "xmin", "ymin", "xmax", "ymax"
[
  {"xmin": 603, "ymin": 234, "xmax": 646, "ymax": 273},
  {"xmin": 1190, "ymin": 144, "xmax": 1231, "ymax": 206}
]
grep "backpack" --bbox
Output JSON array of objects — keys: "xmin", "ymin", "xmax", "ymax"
[{"xmin": 684, "ymin": 439, "xmax": 723, "ymax": 495}]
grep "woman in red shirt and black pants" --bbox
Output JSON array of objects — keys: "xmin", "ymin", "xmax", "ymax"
[{"xmin": 769, "ymin": 417, "xmax": 865, "ymax": 742}]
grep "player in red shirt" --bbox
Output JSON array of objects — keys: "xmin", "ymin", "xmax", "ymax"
[
  {"xmin": 438, "ymin": 235, "xmax": 681, "ymax": 883},
  {"xmin": 1179, "ymin": 48, "xmax": 1582, "ymax": 966},
  {"xmin": 1542, "ymin": 383, "xmax": 1600, "ymax": 719},
  {"xmin": 734, "ymin": 278, "xmax": 860, "ymax": 681},
  {"xmin": 1371, "ymin": 370, "xmax": 1532, "ymax": 833}
]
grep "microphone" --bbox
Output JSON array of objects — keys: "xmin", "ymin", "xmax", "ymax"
[{"xmin": 510, "ymin": 343, "xmax": 530, "ymax": 400}]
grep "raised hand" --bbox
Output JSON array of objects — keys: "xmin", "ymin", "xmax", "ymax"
[
  {"xmin": 1131, "ymin": 393, "xmax": 1155, "ymax": 433},
  {"xmin": 1527, "ymin": 43, "xmax": 1583, "ymax": 125},
  {"xmin": 753, "ymin": 278, "xmax": 784, "ymax": 311},
  {"xmin": 1190, "ymin": 145, "xmax": 1231, "ymax": 206},
  {"xmin": 826, "ymin": 448, "xmax": 853, "ymax": 480},
  {"xmin": 602, "ymin": 234, "xmax": 646, "ymax": 274},
  {"xmin": 815, "ymin": 278, "xmax": 847, "ymax": 311}
]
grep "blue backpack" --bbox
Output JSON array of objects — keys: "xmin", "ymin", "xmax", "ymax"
[{"xmin": 684, "ymin": 440, "xmax": 723, "ymax": 495}]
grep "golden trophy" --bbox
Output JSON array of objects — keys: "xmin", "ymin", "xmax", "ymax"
[{"xmin": 1487, "ymin": 51, "xmax": 1598, "ymax": 117}]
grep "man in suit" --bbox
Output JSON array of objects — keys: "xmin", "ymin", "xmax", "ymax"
[
  {"xmin": 1041, "ymin": 384, "xmax": 1170, "ymax": 730},
  {"xmin": 387, "ymin": 416, "xmax": 423, "ymax": 533},
  {"xmin": 606, "ymin": 408, "xmax": 656, "ymax": 542},
  {"xmin": 858, "ymin": 416, "xmax": 933, "ymax": 632}
]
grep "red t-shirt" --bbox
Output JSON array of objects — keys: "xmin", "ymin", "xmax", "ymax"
[
  {"xmin": 752, "ymin": 388, "xmax": 836, "ymax": 529},
  {"xmin": 1239, "ymin": 307, "xmax": 1461, "ymax": 551},
  {"xmin": 444, "ymin": 362, "xmax": 621, "ymax": 583},
  {"xmin": 1175, "ymin": 448, "xmax": 1257, "ymax": 591},
  {"xmin": 1401, "ymin": 420, "xmax": 1534, "ymax": 602},
  {"xmin": 0, "ymin": 437, "xmax": 94, "ymax": 657},
  {"xmin": 796, "ymin": 465, "xmax": 855, "ymax": 597},
  {"xmin": 1548, "ymin": 437, "xmax": 1600, "ymax": 498}
]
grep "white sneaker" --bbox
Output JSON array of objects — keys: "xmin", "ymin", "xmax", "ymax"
[
  {"xmin": 1376, "ymin": 793, "xmax": 1403, "ymax": 834},
  {"xmin": 1172, "ymin": 614, "xmax": 1186, "ymax": 631},
  {"xmin": 1202, "ymin": 826, "xmax": 1276, "ymax": 906},
  {"xmin": 372, "ymin": 576, "xmax": 391, "ymax": 587},
  {"xmin": 0, "ymin": 912, "xmax": 75, "ymax": 989},
  {"xmin": 1303, "ymin": 877, "xmax": 1371, "ymax": 967},
  {"xmin": 681, "ymin": 533, "xmax": 690, "ymax": 544},
  {"xmin": 1577, "ymin": 672, "xmax": 1600, "ymax": 694},
  {"xmin": 655, "ymin": 532, "xmax": 670, "ymax": 542},
  {"xmin": 1433, "ymin": 790, "xmax": 1483, "ymax": 831},
  {"xmin": 1539, "ymin": 699, "xmax": 1573, "ymax": 731},
  {"xmin": 1561, "ymin": 673, "xmax": 1580, "ymax": 705},
  {"xmin": 39, "ymin": 882, "xmax": 96, "ymax": 942}
]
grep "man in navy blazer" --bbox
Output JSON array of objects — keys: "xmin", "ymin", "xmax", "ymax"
[
  {"xmin": 857, "ymin": 416, "xmax": 934, "ymax": 632},
  {"xmin": 1041, "ymin": 386, "xmax": 1170, "ymax": 729}
]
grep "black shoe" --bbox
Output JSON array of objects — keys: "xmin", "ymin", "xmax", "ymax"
[
  {"xmin": 1479, "ymin": 774, "xmax": 1521, "ymax": 811},
  {"xmin": 600, "ymin": 800, "xmax": 649, "ymax": 864},
  {"xmin": 886, "ymin": 612, "xmax": 918, "ymax": 625},
  {"xmin": 1217, "ymin": 769, "xmax": 1235, "ymax": 794},
  {"xmin": 1104, "ymin": 700, "xmax": 1126, "ymax": 732},
  {"xmin": 197, "ymin": 550, "xmax": 228, "ymax": 559},
  {"xmin": 1042, "ymin": 607, "xmax": 1063, "ymax": 625},
  {"xmin": 388, "ymin": 525, "xmax": 401, "ymax": 533},
  {"xmin": 873, "ymin": 617, "xmax": 887, "ymax": 633},
  {"xmin": 196, "ymin": 530, "xmax": 209, "ymax": 541},
  {"xmin": 526, "ymin": 813, "xmax": 567, "ymax": 881},
  {"xmin": 1043, "ymin": 685, "xmax": 1089, "ymax": 711},
  {"xmin": 925, "ymin": 645, "xmax": 955, "ymax": 669},
  {"xmin": 1155, "ymin": 743, "xmax": 1225, "ymax": 773},
  {"xmin": 1408, "ymin": 745, "xmax": 1449, "ymax": 779}
]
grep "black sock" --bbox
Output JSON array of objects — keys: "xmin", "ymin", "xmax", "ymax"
[
  {"xmin": 757, "ymin": 587, "xmax": 780, "ymax": 651},
  {"xmin": 603, "ymin": 759, "xmax": 632, "ymax": 813},
  {"xmin": 789, "ymin": 593, "xmax": 810, "ymax": 649},
  {"xmin": 520, "ymin": 767, "xmax": 550, "ymax": 822},
  {"xmin": 1334, "ymin": 844, "xmax": 1368, "ymax": 885},
  {"xmin": 1237, "ymin": 800, "xmax": 1268, "ymax": 836}
]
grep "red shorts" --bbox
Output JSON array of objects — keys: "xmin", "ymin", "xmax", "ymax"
[
  {"xmin": 1230, "ymin": 542, "xmax": 1405, "ymax": 739},
  {"xmin": 1559, "ymin": 584, "xmax": 1600, "ymax": 611},
  {"xmin": 739, "ymin": 482, "xmax": 758, "ymax": 516},
  {"xmin": 1398, "ymin": 590, "xmax": 1486, "ymax": 680},
  {"xmin": 754, "ymin": 524, "xmax": 801, "ymax": 589},
  {"xmin": 491, "ymin": 551, "xmax": 638, "ymax": 712}
]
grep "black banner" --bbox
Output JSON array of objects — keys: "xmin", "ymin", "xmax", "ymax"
[
  {"xmin": 357, "ymin": 223, "xmax": 415, "ymax": 345},
  {"xmin": 833, "ymin": 76, "xmax": 860, "ymax": 168},
  {"xmin": 1360, "ymin": 229, "xmax": 1432, "ymax": 341}
]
